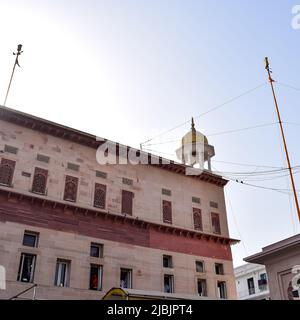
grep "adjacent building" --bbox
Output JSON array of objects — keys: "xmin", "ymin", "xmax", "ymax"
[
  {"xmin": 0, "ymin": 106, "xmax": 238, "ymax": 299},
  {"xmin": 234, "ymin": 263, "xmax": 270, "ymax": 300},
  {"xmin": 245, "ymin": 234, "xmax": 300, "ymax": 300}
]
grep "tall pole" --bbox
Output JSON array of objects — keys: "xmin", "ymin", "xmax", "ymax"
[
  {"xmin": 3, "ymin": 44, "xmax": 23, "ymax": 106},
  {"xmin": 265, "ymin": 57, "xmax": 300, "ymax": 223}
]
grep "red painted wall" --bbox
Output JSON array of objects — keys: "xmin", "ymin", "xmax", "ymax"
[{"xmin": 0, "ymin": 193, "xmax": 232, "ymax": 261}]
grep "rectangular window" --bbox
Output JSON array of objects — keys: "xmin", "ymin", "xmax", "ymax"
[
  {"xmin": 67, "ymin": 162, "xmax": 80, "ymax": 172},
  {"xmin": 23, "ymin": 231, "xmax": 39, "ymax": 248},
  {"xmin": 121, "ymin": 190, "xmax": 134, "ymax": 215},
  {"xmin": 89, "ymin": 264, "xmax": 103, "ymax": 291},
  {"xmin": 193, "ymin": 208, "xmax": 203, "ymax": 231},
  {"xmin": 211, "ymin": 212, "xmax": 221, "ymax": 234},
  {"xmin": 247, "ymin": 277, "xmax": 255, "ymax": 295},
  {"xmin": 217, "ymin": 281, "xmax": 227, "ymax": 299},
  {"xmin": 258, "ymin": 273, "xmax": 268, "ymax": 291},
  {"xmin": 196, "ymin": 261, "xmax": 204, "ymax": 273},
  {"xmin": 120, "ymin": 268, "xmax": 132, "ymax": 289},
  {"xmin": 32, "ymin": 167, "xmax": 48, "ymax": 194},
  {"xmin": 215, "ymin": 263, "xmax": 224, "ymax": 275},
  {"xmin": 96, "ymin": 170, "xmax": 107, "ymax": 179},
  {"xmin": 0, "ymin": 158, "xmax": 16, "ymax": 186},
  {"xmin": 197, "ymin": 279, "xmax": 207, "ymax": 296},
  {"xmin": 163, "ymin": 255, "xmax": 173, "ymax": 268},
  {"xmin": 210, "ymin": 201, "xmax": 218, "ymax": 209},
  {"xmin": 55, "ymin": 260, "xmax": 70, "ymax": 287},
  {"xmin": 36, "ymin": 154, "xmax": 50, "ymax": 163},
  {"xmin": 162, "ymin": 188, "xmax": 172, "ymax": 196},
  {"xmin": 122, "ymin": 177, "xmax": 133, "ymax": 186},
  {"xmin": 4, "ymin": 145, "xmax": 18, "ymax": 154},
  {"xmin": 63, "ymin": 175, "xmax": 78, "ymax": 202},
  {"xmin": 90, "ymin": 243, "xmax": 103, "ymax": 258},
  {"xmin": 17, "ymin": 253, "xmax": 36, "ymax": 283},
  {"xmin": 162, "ymin": 200, "xmax": 172, "ymax": 224},
  {"xmin": 192, "ymin": 196, "xmax": 201, "ymax": 204},
  {"xmin": 94, "ymin": 183, "xmax": 106, "ymax": 209},
  {"xmin": 164, "ymin": 275, "xmax": 174, "ymax": 293}
]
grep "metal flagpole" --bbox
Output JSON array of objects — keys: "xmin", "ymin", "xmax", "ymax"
[
  {"xmin": 265, "ymin": 57, "xmax": 300, "ymax": 223},
  {"xmin": 3, "ymin": 44, "xmax": 23, "ymax": 106}
]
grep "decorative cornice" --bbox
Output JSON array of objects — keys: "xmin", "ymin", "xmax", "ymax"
[
  {"xmin": 0, "ymin": 106, "xmax": 228, "ymax": 187},
  {"xmin": 0, "ymin": 187, "xmax": 239, "ymax": 246}
]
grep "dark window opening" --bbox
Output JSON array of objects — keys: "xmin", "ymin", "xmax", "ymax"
[
  {"xmin": 247, "ymin": 277, "xmax": 255, "ymax": 295},
  {"xmin": 193, "ymin": 208, "xmax": 203, "ymax": 231},
  {"xmin": 121, "ymin": 190, "xmax": 134, "ymax": 215},
  {"xmin": 162, "ymin": 200, "xmax": 172, "ymax": 224},
  {"xmin": 63, "ymin": 175, "xmax": 78, "ymax": 202},
  {"xmin": 164, "ymin": 275, "xmax": 174, "ymax": 293},
  {"xmin": 54, "ymin": 260, "xmax": 70, "ymax": 287},
  {"xmin": 217, "ymin": 281, "xmax": 227, "ymax": 299},
  {"xmin": 197, "ymin": 279, "xmax": 207, "ymax": 296},
  {"xmin": 0, "ymin": 158, "xmax": 16, "ymax": 186},
  {"xmin": 196, "ymin": 261, "xmax": 204, "ymax": 273},
  {"xmin": 211, "ymin": 212, "xmax": 221, "ymax": 234},
  {"xmin": 120, "ymin": 268, "xmax": 132, "ymax": 289},
  {"xmin": 215, "ymin": 263, "xmax": 224, "ymax": 275},
  {"xmin": 32, "ymin": 167, "xmax": 48, "ymax": 194},
  {"xmin": 17, "ymin": 253, "xmax": 36, "ymax": 283},
  {"xmin": 89, "ymin": 264, "xmax": 103, "ymax": 291},
  {"xmin": 23, "ymin": 231, "xmax": 39, "ymax": 248},
  {"xmin": 163, "ymin": 255, "xmax": 173, "ymax": 268},
  {"xmin": 90, "ymin": 243, "xmax": 103, "ymax": 258},
  {"xmin": 94, "ymin": 183, "xmax": 106, "ymax": 209}
]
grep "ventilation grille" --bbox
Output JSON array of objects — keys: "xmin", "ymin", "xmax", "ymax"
[
  {"xmin": 122, "ymin": 177, "xmax": 133, "ymax": 186},
  {"xmin": 96, "ymin": 170, "xmax": 107, "ymax": 179},
  {"xmin": 67, "ymin": 162, "xmax": 80, "ymax": 172},
  {"xmin": 37, "ymin": 154, "xmax": 50, "ymax": 163},
  {"xmin": 192, "ymin": 196, "xmax": 201, "ymax": 204},
  {"xmin": 162, "ymin": 188, "xmax": 172, "ymax": 196},
  {"xmin": 4, "ymin": 145, "xmax": 18, "ymax": 154},
  {"xmin": 210, "ymin": 201, "xmax": 219, "ymax": 209}
]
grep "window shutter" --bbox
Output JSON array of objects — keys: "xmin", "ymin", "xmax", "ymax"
[
  {"xmin": 193, "ymin": 208, "xmax": 202, "ymax": 231},
  {"xmin": 121, "ymin": 190, "xmax": 134, "ymax": 215},
  {"xmin": 32, "ymin": 167, "xmax": 48, "ymax": 194},
  {"xmin": 0, "ymin": 158, "xmax": 16, "ymax": 186},
  {"xmin": 94, "ymin": 183, "xmax": 106, "ymax": 209},
  {"xmin": 64, "ymin": 175, "xmax": 78, "ymax": 202},
  {"xmin": 162, "ymin": 200, "xmax": 172, "ymax": 224},
  {"xmin": 211, "ymin": 212, "xmax": 221, "ymax": 234}
]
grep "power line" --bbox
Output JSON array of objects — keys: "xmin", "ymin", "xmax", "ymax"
[
  {"xmin": 277, "ymin": 82, "xmax": 300, "ymax": 93},
  {"xmin": 143, "ymin": 121, "xmax": 278, "ymax": 147},
  {"xmin": 224, "ymin": 189, "xmax": 249, "ymax": 256},
  {"xmin": 140, "ymin": 82, "xmax": 267, "ymax": 146}
]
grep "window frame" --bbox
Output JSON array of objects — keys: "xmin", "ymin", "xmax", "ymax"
[
  {"xmin": 120, "ymin": 268, "xmax": 132, "ymax": 289},
  {"xmin": 17, "ymin": 253, "xmax": 36, "ymax": 283},
  {"xmin": 23, "ymin": 231, "xmax": 39, "ymax": 248},
  {"xmin": 89, "ymin": 264, "xmax": 103, "ymax": 291},
  {"xmin": 54, "ymin": 259, "xmax": 71, "ymax": 287}
]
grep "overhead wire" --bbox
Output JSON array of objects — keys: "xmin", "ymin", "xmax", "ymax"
[{"xmin": 140, "ymin": 82, "xmax": 267, "ymax": 146}]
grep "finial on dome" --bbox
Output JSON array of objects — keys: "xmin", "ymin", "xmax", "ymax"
[{"xmin": 191, "ymin": 117, "xmax": 195, "ymax": 130}]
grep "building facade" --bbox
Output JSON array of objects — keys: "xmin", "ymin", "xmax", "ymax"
[
  {"xmin": 234, "ymin": 263, "xmax": 270, "ymax": 300},
  {"xmin": 0, "ymin": 106, "xmax": 238, "ymax": 300},
  {"xmin": 245, "ymin": 234, "xmax": 300, "ymax": 300}
]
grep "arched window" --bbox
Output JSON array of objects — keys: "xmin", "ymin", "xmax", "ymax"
[
  {"xmin": 94, "ymin": 183, "xmax": 106, "ymax": 209},
  {"xmin": 193, "ymin": 208, "xmax": 202, "ymax": 231},
  {"xmin": 0, "ymin": 158, "xmax": 16, "ymax": 186},
  {"xmin": 63, "ymin": 175, "xmax": 78, "ymax": 202},
  {"xmin": 32, "ymin": 167, "xmax": 48, "ymax": 194}
]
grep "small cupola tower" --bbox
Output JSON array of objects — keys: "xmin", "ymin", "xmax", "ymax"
[{"xmin": 176, "ymin": 118, "xmax": 215, "ymax": 171}]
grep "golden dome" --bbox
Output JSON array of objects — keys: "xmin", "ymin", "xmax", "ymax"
[{"xmin": 181, "ymin": 118, "xmax": 208, "ymax": 146}]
